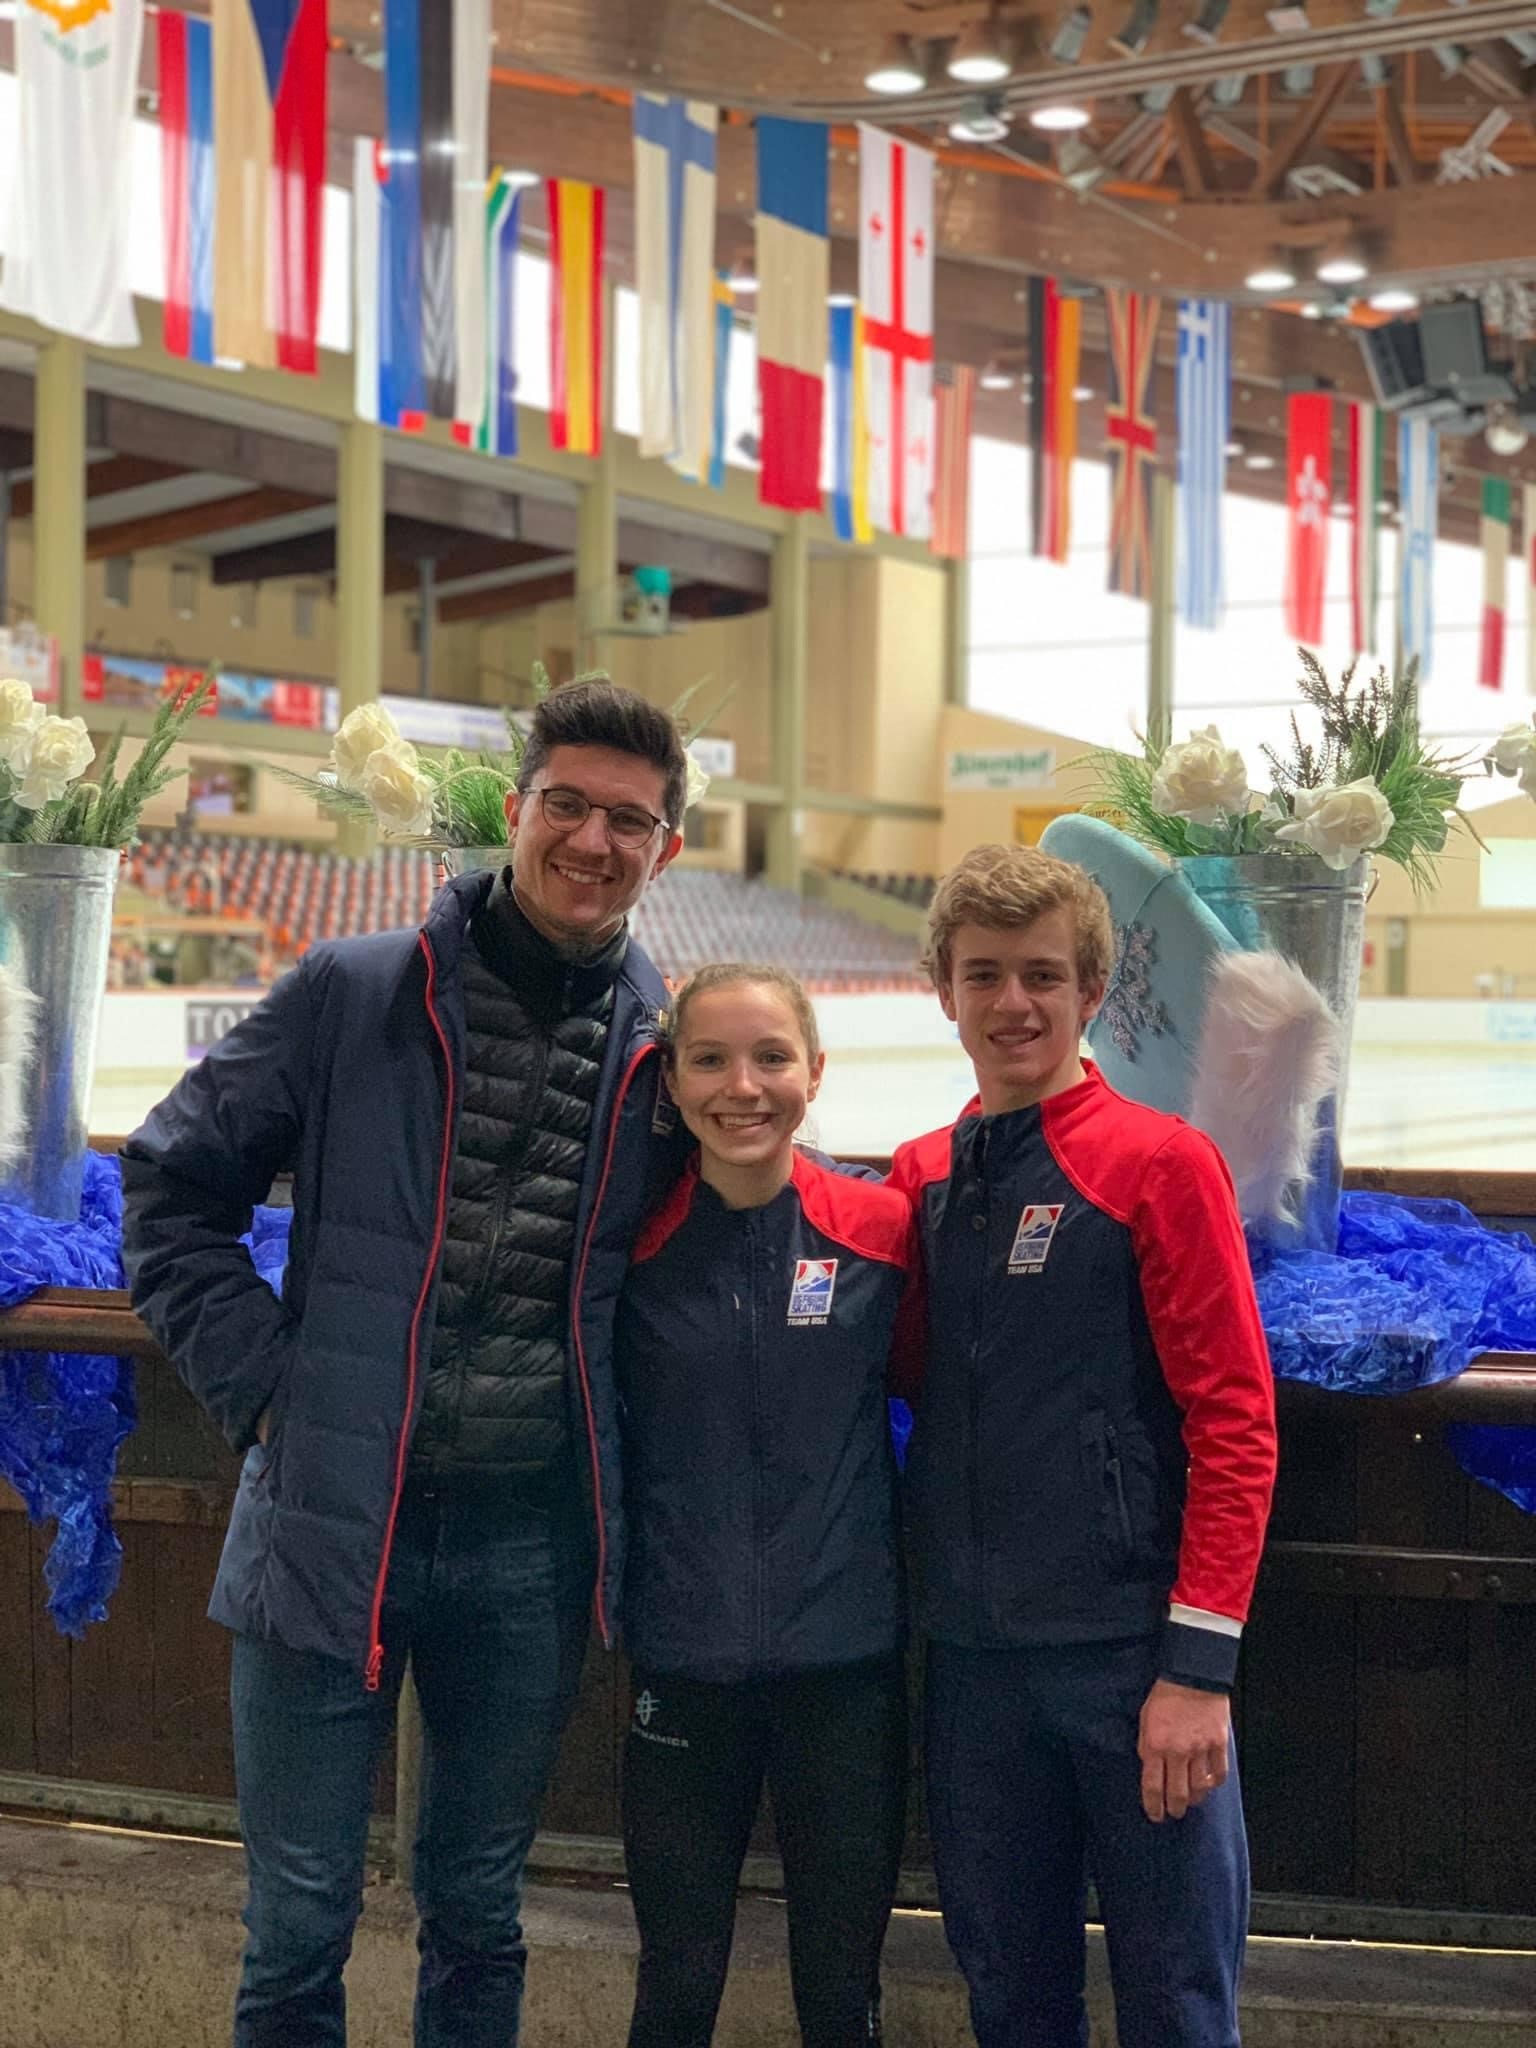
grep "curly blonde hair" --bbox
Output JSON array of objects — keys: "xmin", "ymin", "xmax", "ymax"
[{"xmin": 924, "ymin": 843, "xmax": 1114, "ymax": 991}]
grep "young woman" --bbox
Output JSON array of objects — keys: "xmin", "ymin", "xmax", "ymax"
[{"xmin": 616, "ymin": 962, "xmax": 921, "ymax": 2048}]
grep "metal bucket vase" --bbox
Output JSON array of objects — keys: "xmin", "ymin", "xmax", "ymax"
[
  {"xmin": 1176, "ymin": 851, "xmax": 1369, "ymax": 1253},
  {"xmin": 0, "ymin": 843, "xmax": 119, "ymax": 1223},
  {"xmin": 440, "ymin": 846, "xmax": 511, "ymax": 878}
]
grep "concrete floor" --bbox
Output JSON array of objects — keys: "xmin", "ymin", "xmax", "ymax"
[{"xmin": 4, "ymin": 1815, "xmax": 1536, "ymax": 2048}]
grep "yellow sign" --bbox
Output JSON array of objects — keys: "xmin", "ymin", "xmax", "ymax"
[{"xmin": 24, "ymin": 0, "xmax": 112, "ymax": 28}]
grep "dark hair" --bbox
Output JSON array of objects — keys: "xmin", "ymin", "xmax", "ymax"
[
  {"xmin": 663, "ymin": 962, "xmax": 821, "ymax": 1068},
  {"xmin": 516, "ymin": 679, "xmax": 689, "ymax": 829}
]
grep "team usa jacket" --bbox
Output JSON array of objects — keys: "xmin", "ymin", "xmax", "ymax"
[
  {"xmin": 888, "ymin": 1061, "xmax": 1277, "ymax": 1693},
  {"xmin": 616, "ymin": 1138, "xmax": 919, "ymax": 1684}
]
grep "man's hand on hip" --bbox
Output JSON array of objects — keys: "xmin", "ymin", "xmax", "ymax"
[{"xmin": 1138, "ymin": 1678, "xmax": 1230, "ymax": 1823}]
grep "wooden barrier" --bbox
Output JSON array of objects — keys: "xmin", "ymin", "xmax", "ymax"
[{"xmin": 3, "ymin": 1166, "xmax": 1536, "ymax": 1939}]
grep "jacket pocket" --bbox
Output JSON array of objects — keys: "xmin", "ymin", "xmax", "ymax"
[{"xmin": 1081, "ymin": 1411, "xmax": 1135, "ymax": 1578}]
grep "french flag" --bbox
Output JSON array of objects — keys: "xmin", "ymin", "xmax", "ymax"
[
  {"xmin": 755, "ymin": 118, "xmax": 829, "ymax": 513},
  {"xmin": 158, "ymin": 10, "xmax": 215, "ymax": 365}
]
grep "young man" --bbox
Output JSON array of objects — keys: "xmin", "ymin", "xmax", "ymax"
[
  {"xmin": 889, "ymin": 843, "xmax": 1277, "ymax": 2048},
  {"xmin": 121, "ymin": 680, "xmax": 687, "ymax": 2048}
]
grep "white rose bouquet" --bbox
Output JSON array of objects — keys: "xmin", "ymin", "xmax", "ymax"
[
  {"xmin": 271, "ymin": 665, "xmax": 725, "ymax": 848},
  {"xmin": 0, "ymin": 671, "xmax": 215, "ymax": 849},
  {"xmin": 1486, "ymin": 715, "xmax": 1536, "ymax": 800},
  {"xmin": 1086, "ymin": 652, "xmax": 1483, "ymax": 888}
]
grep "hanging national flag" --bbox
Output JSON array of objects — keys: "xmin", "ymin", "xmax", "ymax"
[
  {"xmin": 475, "ymin": 174, "xmax": 522, "ymax": 457},
  {"xmin": 1399, "ymin": 416, "xmax": 1439, "ymax": 679},
  {"xmin": 376, "ymin": 0, "xmax": 491, "ymax": 426},
  {"xmin": 547, "ymin": 178, "xmax": 606, "ymax": 457},
  {"xmin": 829, "ymin": 302, "xmax": 875, "ymax": 544},
  {"xmin": 634, "ymin": 95, "xmax": 720, "ymax": 480},
  {"xmin": 709, "ymin": 271, "xmax": 734, "ymax": 491},
  {"xmin": 1347, "ymin": 400, "xmax": 1383, "ymax": 658},
  {"xmin": 0, "ymin": 0, "xmax": 144, "ymax": 347},
  {"xmin": 1175, "ymin": 298, "xmax": 1230, "ymax": 631},
  {"xmin": 1284, "ymin": 394, "xmax": 1332, "ymax": 646},
  {"xmin": 1479, "ymin": 477, "xmax": 1511, "ymax": 691},
  {"xmin": 1525, "ymin": 484, "xmax": 1536, "ymax": 698},
  {"xmin": 931, "ymin": 363, "xmax": 977, "ymax": 561},
  {"xmin": 756, "ymin": 118, "xmax": 830, "ymax": 513},
  {"xmin": 212, "ymin": 0, "xmax": 327, "ymax": 373},
  {"xmin": 1104, "ymin": 290, "xmax": 1162, "ymax": 601},
  {"xmin": 1029, "ymin": 278, "xmax": 1080, "ymax": 563},
  {"xmin": 859, "ymin": 124, "xmax": 936, "ymax": 541},
  {"xmin": 159, "ymin": 11, "xmax": 217, "ymax": 366}
]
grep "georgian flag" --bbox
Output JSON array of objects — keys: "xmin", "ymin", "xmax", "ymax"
[{"xmin": 858, "ymin": 124, "xmax": 936, "ymax": 541}]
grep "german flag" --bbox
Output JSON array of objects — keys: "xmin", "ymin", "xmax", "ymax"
[{"xmin": 1028, "ymin": 277, "xmax": 1081, "ymax": 563}]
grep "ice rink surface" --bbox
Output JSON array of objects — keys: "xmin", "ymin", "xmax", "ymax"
[{"xmin": 92, "ymin": 992, "xmax": 1536, "ymax": 1174}]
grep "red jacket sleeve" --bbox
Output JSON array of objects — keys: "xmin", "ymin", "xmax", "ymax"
[{"xmin": 1131, "ymin": 1126, "xmax": 1277, "ymax": 1640}]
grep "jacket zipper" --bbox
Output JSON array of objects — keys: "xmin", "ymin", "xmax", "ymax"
[
  {"xmin": 364, "ymin": 934, "xmax": 458, "ymax": 1691},
  {"xmin": 570, "ymin": 1038, "xmax": 653, "ymax": 1648},
  {"xmin": 968, "ymin": 1124, "xmax": 990, "ymax": 1635},
  {"xmin": 1104, "ymin": 1421, "xmax": 1134, "ymax": 1562},
  {"xmin": 747, "ymin": 1213, "xmax": 765, "ymax": 1665}
]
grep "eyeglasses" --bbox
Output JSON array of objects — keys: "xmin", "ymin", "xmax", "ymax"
[{"xmin": 534, "ymin": 784, "xmax": 668, "ymax": 850}]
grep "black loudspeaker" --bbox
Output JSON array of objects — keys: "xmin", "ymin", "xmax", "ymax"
[
  {"xmin": 1357, "ymin": 319, "xmax": 1427, "ymax": 411},
  {"xmin": 1420, "ymin": 298, "xmax": 1516, "ymax": 407}
]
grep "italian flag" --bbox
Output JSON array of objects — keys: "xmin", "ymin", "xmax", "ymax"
[
  {"xmin": 1480, "ymin": 477, "xmax": 1511, "ymax": 691},
  {"xmin": 1347, "ymin": 401, "xmax": 1382, "ymax": 657}
]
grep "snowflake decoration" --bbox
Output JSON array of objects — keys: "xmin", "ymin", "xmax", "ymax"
[{"xmin": 1099, "ymin": 919, "xmax": 1172, "ymax": 1062}]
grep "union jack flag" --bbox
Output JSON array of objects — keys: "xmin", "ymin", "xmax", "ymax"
[{"xmin": 1105, "ymin": 288, "xmax": 1162, "ymax": 601}]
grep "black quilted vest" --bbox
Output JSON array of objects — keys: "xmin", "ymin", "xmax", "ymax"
[{"xmin": 410, "ymin": 874, "xmax": 622, "ymax": 1490}]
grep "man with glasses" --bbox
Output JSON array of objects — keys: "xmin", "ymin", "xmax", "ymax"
[{"xmin": 122, "ymin": 680, "xmax": 687, "ymax": 2047}]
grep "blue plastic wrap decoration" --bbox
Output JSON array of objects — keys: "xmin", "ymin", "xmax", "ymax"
[{"xmin": 0, "ymin": 1151, "xmax": 293, "ymax": 1638}]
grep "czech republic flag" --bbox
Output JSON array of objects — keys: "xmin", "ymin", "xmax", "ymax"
[{"xmin": 211, "ymin": 0, "xmax": 328, "ymax": 374}]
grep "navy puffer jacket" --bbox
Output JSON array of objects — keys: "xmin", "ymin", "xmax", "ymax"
[{"xmin": 121, "ymin": 872, "xmax": 682, "ymax": 1681}]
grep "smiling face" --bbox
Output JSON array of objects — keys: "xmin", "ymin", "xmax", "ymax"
[
  {"xmin": 939, "ymin": 907, "xmax": 1104, "ymax": 1115},
  {"xmin": 668, "ymin": 981, "xmax": 825, "ymax": 1203},
  {"xmin": 504, "ymin": 743, "xmax": 682, "ymax": 947}
]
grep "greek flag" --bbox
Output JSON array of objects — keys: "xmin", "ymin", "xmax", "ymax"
[
  {"xmin": 1398, "ymin": 416, "xmax": 1439, "ymax": 679},
  {"xmin": 1175, "ymin": 299, "xmax": 1231, "ymax": 630}
]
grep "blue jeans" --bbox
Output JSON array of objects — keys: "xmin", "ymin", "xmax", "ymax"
[
  {"xmin": 230, "ymin": 1478, "xmax": 592, "ymax": 2048},
  {"xmin": 925, "ymin": 1637, "xmax": 1249, "ymax": 2048}
]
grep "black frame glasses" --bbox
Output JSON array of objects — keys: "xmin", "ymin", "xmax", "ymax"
[{"xmin": 534, "ymin": 784, "xmax": 668, "ymax": 850}]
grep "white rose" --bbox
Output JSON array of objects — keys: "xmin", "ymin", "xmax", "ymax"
[
  {"xmin": 1521, "ymin": 751, "xmax": 1536, "ymax": 803},
  {"xmin": 15, "ymin": 715, "xmax": 94, "ymax": 809},
  {"xmin": 331, "ymin": 702, "xmax": 403, "ymax": 791},
  {"xmin": 684, "ymin": 749, "xmax": 710, "ymax": 810},
  {"xmin": 1272, "ymin": 776, "xmax": 1393, "ymax": 871},
  {"xmin": 1487, "ymin": 717, "xmax": 1536, "ymax": 779},
  {"xmin": 359, "ymin": 738, "xmax": 435, "ymax": 837},
  {"xmin": 0, "ymin": 677, "xmax": 42, "ymax": 772},
  {"xmin": 1149, "ymin": 725, "xmax": 1249, "ymax": 827}
]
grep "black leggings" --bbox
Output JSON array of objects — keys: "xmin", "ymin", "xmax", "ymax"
[{"xmin": 622, "ymin": 1656, "xmax": 908, "ymax": 2048}]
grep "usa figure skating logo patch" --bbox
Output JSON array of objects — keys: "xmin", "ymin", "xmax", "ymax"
[
  {"xmin": 788, "ymin": 1258, "xmax": 838, "ymax": 1325},
  {"xmin": 1008, "ymin": 1204, "xmax": 1063, "ymax": 1274}
]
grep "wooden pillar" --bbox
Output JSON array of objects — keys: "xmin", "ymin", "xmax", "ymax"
[
  {"xmin": 765, "ymin": 519, "xmax": 808, "ymax": 893},
  {"xmin": 32, "ymin": 337, "xmax": 86, "ymax": 717},
  {"xmin": 1146, "ymin": 469, "xmax": 1176, "ymax": 738},
  {"xmin": 335, "ymin": 417, "xmax": 384, "ymax": 857},
  {"xmin": 945, "ymin": 555, "xmax": 970, "ymax": 708}
]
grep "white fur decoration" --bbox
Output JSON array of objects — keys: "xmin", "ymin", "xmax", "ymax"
[
  {"xmin": 0, "ymin": 960, "xmax": 39, "ymax": 1177},
  {"xmin": 1188, "ymin": 951, "xmax": 1340, "ymax": 1232}
]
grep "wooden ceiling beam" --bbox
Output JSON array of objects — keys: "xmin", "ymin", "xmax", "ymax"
[
  {"xmin": 86, "ymin": 488, "xmax": 326, "ymax": 563},
  {"xmin": 1168, "ymin": 89, "xmax": 1218, "ymax": 198},
  {"xmin": 10, "ymin": 454, "xmax": 186, "ymax": 523},
  {"xmin": 1255, "ymin": 64, "xmax": 1356, "ymax": 198},
  {"xmin": 1376, "ymin": 78, "xmax": 1425, "ymax": 185},
  {"xmin": 439, "ymin": 570, "xmax": 577, "ymax": 624}
]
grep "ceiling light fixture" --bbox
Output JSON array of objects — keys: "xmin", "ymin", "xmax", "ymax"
[
  {"xmin": 1246, "ymin": 260, "xmax": 1297, "ymax": 291},
  {"xmin": 1225, "ymin": 439, "xmax": 1244, "ymax": 456},
  {"xmin": 950, "ymin": 94, "xmax": 1011, "ymax": 143},
  {"xmin": 980, "ymin": 362, "xmax": 1016, "ymax": 390},
  {"xmin": 1030, "ymin": 102, "xmax": 1093, "ymax": 131},
  {"xmin": 505, "ymin": 168, "xmax": 541, "ymax": 191},
  {"xmin": 1369, "ymin": 287, "xmax": 1417, "ymax": 312},
  {"xmin": 864, "ymin": 33, "xmax": 926, "ymax": 95},
  {"xmin": 1266, "ymin": 2, "xmax": 1309, "ymax": 31},
  {"xmin": 949, "ymin": 10, "xmax": 1012, "ymax": 83},
  {"xmin": 1244, "ymin": 452, "xmax": 1277, "ymax": 470},
  {"xmin": 1317, "ymin": 243, "xmax": 1368, "ymax": 286},
  {"xmin": 1073, "ymin": 384, "xmax": 1095, "ymax": 400},
  {"xmin": 1184, "ymin": 0, "xmax": 1231, "ymax": 43},
  {"xmin": 1048, "ymin": 4, "xmax": 1093, "ymax": 65},
  {"xmin": 1486, "ymin": 407, "xmax": 1530, "ymax": 458},
  {"xmin": 1109, "ymin": 0, "xmax": 1159, "ymax": 57},
  {"xmin": 728, "ymin": 257, "xmax": 760, "ymax": 296},
  {"xmin": 1301, "ymin": 303, "xmax": 1325, "ymax": 320}
]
